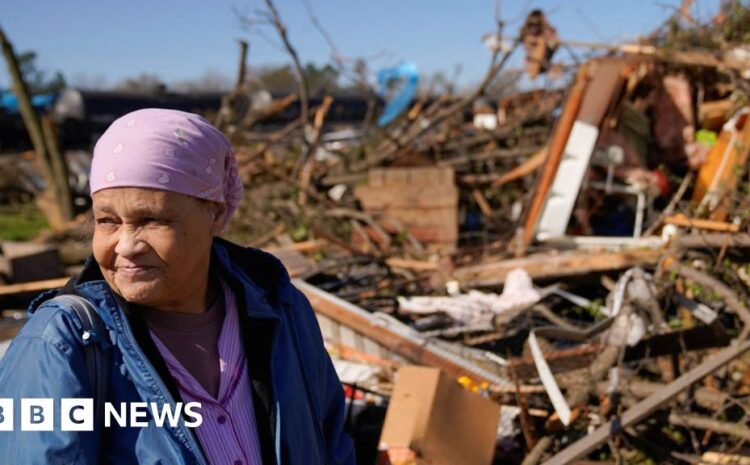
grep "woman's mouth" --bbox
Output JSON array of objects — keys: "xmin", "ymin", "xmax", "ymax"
[{"xmin": 115, "ymin": 266, "xmax": 155, "ymax": 277}]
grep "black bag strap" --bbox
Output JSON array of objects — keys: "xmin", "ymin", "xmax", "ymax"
[{"xmin": 50, "ymin": 294, "xmax": 110, "ymax": 428}]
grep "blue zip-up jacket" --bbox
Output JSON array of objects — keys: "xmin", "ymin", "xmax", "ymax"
[{"xmin": 0, "ymin": 238, "xmax": 355, "ymax": 465}]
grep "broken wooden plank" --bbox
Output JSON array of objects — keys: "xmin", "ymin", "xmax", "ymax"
[
  {"xmin": 384, "ymin": 257, "xmax": 440, "ymax": 272},
  {"xmin": 491, "ymin": 145, "xmax": 547, "ymax": 188},
  {"xmin": 294, "ymin": 278, "xmax": 512, "ymax": 388},
  {"xmin": 0, "ymin": 276, "xmax": 68, "ymax": 297},
  {"xmin": 700, "ymin": 452, "xmax": 750, "ymax": 465},
  {"xmin": 265, "ymin": 239, "xmax": 327, "ymax": 254},
  {"xmin": 453, "ymin": 248, "xmax": 660, "ymax": 287},
  {"xmin": 669, "ymin": 413, "xmax": 750, "ymax": 442},
  {"xmin": 672, "ymin": 233, "xmax": 750, "ymax": 249},
  {"xmin": 522, "ymin": 64, "xmax": 589, "ymax": 246},
  {"xmin": 542, "ymin": 339, "xmax": 750, "ymax": 465},
  {"xmin": 664, "ymin": 214, "xmax": 740, "ymax": 232},
  {"xmin": 693, "ymin": 108, "xmax": 750, "ymax": 220}
]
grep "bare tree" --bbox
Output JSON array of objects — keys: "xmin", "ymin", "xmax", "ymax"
[
  {"xmin": 236, "ymin": 1, "xmax": 310, "ymax": 135},
  {"xmin": 0, "ymin": 25, "xmax": 74, "ymax": 227}
]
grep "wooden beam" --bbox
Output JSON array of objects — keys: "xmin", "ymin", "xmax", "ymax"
[
  {"xmin": 522, "ymin": 64, "xmax": 589, "ymax": 247},
  {"xmin": 665, "ymin": 214, "xmax": 740, "ymax": 233},
  {"xmin": 384, "ymin": 257, "xmax": 440, "ymax": 272},
  {"xmin": 453, "ymin": 248, "xmax": 660, "ymax": 287},
  {"xmin": 491, "ymin": 145, "xmax": 547, "ymax": 188},
  {"xmin": 295, "ymin": 279, "xmax": 511, "ymax": 387},
  {"xmin": 0, "ymin": 277, "xmax": 69, "ymax": 297},
  {"xmin": 673, "ymin": 233, "xmax": 750, "ymax": 249}
]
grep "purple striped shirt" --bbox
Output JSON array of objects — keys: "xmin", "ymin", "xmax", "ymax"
[{"xmin": 150, "ymin": 281, "xmax": 264, "ymax": 465}]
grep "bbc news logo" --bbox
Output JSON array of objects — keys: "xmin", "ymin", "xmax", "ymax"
[{"xmin": 0, "ymin": 399, "xmax": 203, "ymax": 431}]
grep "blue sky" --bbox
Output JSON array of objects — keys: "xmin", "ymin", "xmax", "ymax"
[{"xmin": 1, "ymin": 0, "xmax": 696, "ymax": 91}]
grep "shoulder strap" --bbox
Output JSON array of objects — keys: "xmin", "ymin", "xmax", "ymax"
[{"xmin": 50, "ymin": 294, "xmax": 110, "ymax": 428}]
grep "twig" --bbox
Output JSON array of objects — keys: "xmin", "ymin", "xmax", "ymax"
[
  {"xmin": 215, "ymin": 39, "xmax": 249, "ymax": 130},
  {"xmin": 522, "ymin": 436, "xmax": 553, "ymax": 465},
  {"xmin": 324, "ymin": 208, "xmax": 392, "ymax": 252},
  {"xmin": 249, "ymin": 223, "xmax": 285, "ymax": 247},
  {"xmin": 665, "ymin": 260, "xmax": 750, "ymax": 335},
  {"xmin": 298, "ymin": 95, "xmax": 334, "ymax": 204},
  {"xmin": 672, "ymin": 233, "xmax": 750, "ymax": 250},
  {"xmin": 236, "ymin": 117, "xmax": 303, "ymax": 172},
  {"xmin": 251, "ymin": 0, "xmax": 309, "ymax": 138},
  {"xmin": 669, "ymin": 412, "xmax": 750, "ymax": 442},
  {"xmin": 643, "ymin": 171, "xmax": 694, "ymax": 236},
  {"xmin": 241, "ymin": 93, "xmax": 298, "ymax": 130}
]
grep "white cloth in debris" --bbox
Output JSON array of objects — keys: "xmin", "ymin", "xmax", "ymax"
[
  {"xmin": 398, "ymin": 268, "xmax": 541, "ymax": 326},
  {"xmin": 497, "ymin": 405, "xmax": 521, "ymax": 440},
  {"xmin": 331, "ymin": 359, "xmax": 382, "ymax": 385},
  {"xmin": 602, "ymin": 268, "xmax": 653, "ymax": 347}
]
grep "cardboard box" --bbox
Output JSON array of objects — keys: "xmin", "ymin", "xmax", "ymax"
[{"xmin": 378, "ymin": 366, "xmax": 501, "ymax": 465}]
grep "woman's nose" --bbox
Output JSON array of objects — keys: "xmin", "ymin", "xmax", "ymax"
[{"xmin": 114, "ymin": 228, "xmax": 149, "ymax": 258}]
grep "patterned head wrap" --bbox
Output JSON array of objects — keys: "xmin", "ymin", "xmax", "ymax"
[{"xmin": 89, "ymin": 108, "xmax": 242, "ymax": 229}]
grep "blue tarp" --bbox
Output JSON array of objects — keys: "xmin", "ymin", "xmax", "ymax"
[
  {"xmin": 0, "ymin": 91, "xmax": 55, "ymax": 113},
  {"xmin": 377, "ymin": 62, "xmax": 419, "ymax": 126}
]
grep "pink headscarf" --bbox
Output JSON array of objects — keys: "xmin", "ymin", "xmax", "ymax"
[{"xmin": 89, "ymin": 108, "xmax": 243, "ymax": 229}]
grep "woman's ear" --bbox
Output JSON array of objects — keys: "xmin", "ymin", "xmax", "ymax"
[{"xmin": 209, "ymin": 202, "xmax": 228, "ymax": 235}]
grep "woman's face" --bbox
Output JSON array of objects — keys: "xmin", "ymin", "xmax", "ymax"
[{"xmin": 92, "ymin": 188, "xmax": 225, "ymax": 312}]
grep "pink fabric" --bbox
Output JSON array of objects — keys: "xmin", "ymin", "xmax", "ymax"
[
  {"xmin": 149, "ymin": 281, "xmax": 263, "ymax": 465},
  {"xmin": 90, "ymin": 108, "xmax": 243, "ymax": 228}
]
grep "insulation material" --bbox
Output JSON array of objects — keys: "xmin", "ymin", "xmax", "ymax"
[{"xmin": 397, "ymin": 268, "xmax": 541, "ymax": 326}]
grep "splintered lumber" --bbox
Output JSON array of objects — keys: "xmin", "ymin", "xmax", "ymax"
[
  {"xmin": 509, "ymin": 344, "xmax": 600, "ymax": 380},
  {"xmin": 264, "ymin": 240, "xmax": 327, "ymax": 254},
  {"xmin": 384, "ymin": 257, "xmax": 440, "ymax": 272},
  {"xmin": 700, "ymin": 452, "xmax": 750, "ymax": 465},
  {"xmin": 522, "ymin": 64, "xmax": 589, "ymax": 246},
  {"xmin": 669, "ymin": 413, "xmax": 750, "ymax": 442},
  {"xmin": 542, "ymin": 339, "xmax": 750, "ymax": 465},
  {"xmin": 672, "ymin": 233, "xmax": 750, "ymax": 249},
  {"xmin": 0, "ymin": 277, "xmax": 68, "ymax": 297},
  {"xmin": 665, "ymin": 214, "xmax": 740, "ymax": 232},
  {"xmin": 266, "ymin": 248, "xmax": 317, "ymax": 278},
  {"xmin": 693, "ymin": 108, "xmax": 750, "ymax": 220},
  {"xmin": 294, "ymin": 279, "xmax": 511, "ymax": 388},
  {"xmin": 453, "ymin": 248, "xmax": 660, "ymax": 287},
  {"xmin": 491, "ymin": 145, "xmax": 547, "ymax": 188},
  {"xmin": 699, "ymin": 99, "xmax": 733, "ymax": 131}
]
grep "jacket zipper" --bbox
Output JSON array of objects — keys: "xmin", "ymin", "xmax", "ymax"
[{"xmin": 263, "ymin": 314, "xmax": 282, "ymax": 465}]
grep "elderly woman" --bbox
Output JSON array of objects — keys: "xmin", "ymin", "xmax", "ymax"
[{"xmin": 0, "ymin": 109, "xmax": 354, "ymax": 464}]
